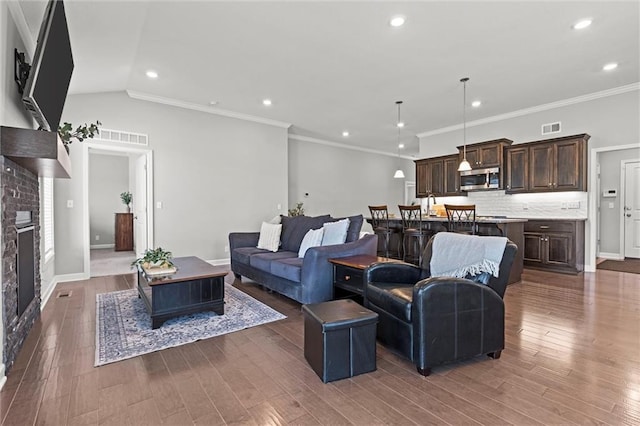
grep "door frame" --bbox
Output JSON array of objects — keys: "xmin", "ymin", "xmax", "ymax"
[
  {"xmin": 82, "ymin": 142, "xmax": 154, "ymax": 276},
  {"xmin": 620, "ymin": 159, "xmax": 640, "ymax": 258},
  {"xmin": 588, "ymin": 143, "xmax": 639, "ymax": 271}
]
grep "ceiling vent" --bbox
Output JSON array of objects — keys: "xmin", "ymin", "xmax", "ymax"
[
  {"xmin": 96, "ymin": 128, "xmax": 148, "ymax": 146},
  {"xmin": 541, "ymin": 122, "xmax": 561, "ymax": 135}
]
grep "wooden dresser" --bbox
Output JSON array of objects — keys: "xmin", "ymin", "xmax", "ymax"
[{"xmin": 115, "ymin": 213, "xmax": 133, "ymax": 251}]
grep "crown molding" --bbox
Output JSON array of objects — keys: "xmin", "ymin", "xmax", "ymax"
[
  {"xmin": 126, "ymin": 90, "xmax": 291, "ymax": 129},
  {"xmin": 417, "ymin": 82, "xmax": 640, "ymax": 138},
  {"xmin": 289, "ymin": 134, "xmax": 415, "ymax": 160},
  {"xmin": 7, "ymin": 1, "xmax": 36, "ymax": 57}
]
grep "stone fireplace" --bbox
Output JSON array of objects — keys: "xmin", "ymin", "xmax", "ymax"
[{"xmin": 1, "ymin": 156, "xmax": 41, "ymax": 373}]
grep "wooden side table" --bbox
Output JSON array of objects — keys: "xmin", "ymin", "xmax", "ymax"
[{"xmin": 329, "ymin": 255, "xmax": 404, "ymax": 298}]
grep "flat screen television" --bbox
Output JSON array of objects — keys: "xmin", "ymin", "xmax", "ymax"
[{"xmin": 22, "ymin": 0, "xmax": 74, "ymax": 132}]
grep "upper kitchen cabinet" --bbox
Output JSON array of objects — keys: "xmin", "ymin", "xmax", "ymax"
[
  {"xmin": 457, "ymin": 138, "xmax": 513, "ymax": 169},
  {"xmin": 415, "ymin": 154, "xmax": 461, "ymax": 197},
  {"xmin": 505, "ymin": 145, "xmax": 529, "ymax": 193},
  {"xmin": 529, "ymin": 134, "xmax": 589, "ymax": 192}
]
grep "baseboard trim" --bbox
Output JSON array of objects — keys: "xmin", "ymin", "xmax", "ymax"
[
  {"xmin": 0, "ymin": 364, "xmax": 6, "ymax": 392},
  {"xmin": 55, "ymin": 272, "xmax": 90, "ymax": 283},
  {"xmin": 90, "ymin": 244, "xmax": 115, "ymax": 250},
  {"xmin": 598, "ymin": 252, "xmax": 624, "ymax": 260},
  {"xmin": 41, "ymin": 276, "xmax": 59, "ymax": 309},
  {"xmin": 207, "ymin": 258, "xmax": 230, "ymax": 266}
]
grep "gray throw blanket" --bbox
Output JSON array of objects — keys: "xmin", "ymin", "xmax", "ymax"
[{"xmin": 430, "ymin": 232, "xmax": 508, "ymax": 278}]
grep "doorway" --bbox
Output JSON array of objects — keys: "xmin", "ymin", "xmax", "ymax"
[
  {"xmin": 82, "ymin": 142, "xmax": 154, "ymax": 277},
  {"xmin": 589, "ymin": 144, "xmax": 640, "ymax": 270},
  {"xmin": 622, "ymin": 160, "xmax": 640, "ymax": 258}
]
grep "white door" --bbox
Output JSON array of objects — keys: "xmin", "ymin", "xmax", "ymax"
[
  {"xmin": 624, "ymin": 161, "xmax": 640, "ymax": 258},
  {"xmin": 134, "ymin": 154, "xmax": 148, "ymax": 257}
]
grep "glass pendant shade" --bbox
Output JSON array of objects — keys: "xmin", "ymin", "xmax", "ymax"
[
  {"xmin": 457, "ymin": 158, "xmax": 472, "ymax": 171},
  {"xmin": 394, "ymin": 169, "xmax": 405, "ymax": 179}
]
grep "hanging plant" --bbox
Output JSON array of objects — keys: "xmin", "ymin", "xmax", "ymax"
[{"xmin": 57, "ymin": 120, "xmax": 102, "ymax": 146}]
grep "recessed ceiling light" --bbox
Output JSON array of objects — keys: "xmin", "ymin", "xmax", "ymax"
[
  {"xmin": 396, "ymin": 121, "xmax": 405, "ymax": 128},
  {"xmin": 262, "ymin": 99, "xmax": 272, "ymax": 106},
  {"xmin": 342, "ymin": 131, "xmax": 349, "ymax": 137},
  {"xmin": 573, "ymin": 19, "xmax": 592, "ymax": 30},
  {"xmin": 145, "ymin": 70, "xmax": 158, "ymax": 79},
  {"xmin": 390, "ymin": 15, "xmax": 406, "ymax": 27},
  {"xmin": 603, "ymin": 62, "xmax": 618, "ymax": 71},
  {"xmin": 398, "ymin": 143, "xmax": 405, "ymax": 149},
  {"xmin": 472, "ymin": 100, "xmax": 482, "ymax": 108}
]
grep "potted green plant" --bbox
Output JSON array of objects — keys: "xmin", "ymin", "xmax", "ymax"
[
  {"xmin": 131, "ymin": 247, "xmax": 174, "ymax": 271},
  {"xmin": 57, "ymin": 120, "xmax": 102, "ymax": 150},
  {"xmin": 288, "ymin": 202, "xmax": 305, "ymax": 216},
  {"xmin": 120, "ymin": 191, "xmax": 132, "ymax": 213}
]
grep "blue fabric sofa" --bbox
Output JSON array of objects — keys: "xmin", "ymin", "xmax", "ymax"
[{"xmin": 229, "ymin": 214, "xmax": 377, "ymax": 304}]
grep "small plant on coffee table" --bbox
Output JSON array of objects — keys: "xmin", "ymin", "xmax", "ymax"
[{"xmin": 132, "ymin": 247, "xmax": 174, "ymax": 270}]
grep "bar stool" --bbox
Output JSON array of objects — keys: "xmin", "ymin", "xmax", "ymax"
[
  {"xmin": 444, "ymin": 204, "xmax": 477, "ymax": 235},
  {"xmin": 368, "ymin": 205, "xmax": 402, "ymax": 259},
  {"xmin": 398, "ymin": 205, "xmax": 432, "ymax": 265}
]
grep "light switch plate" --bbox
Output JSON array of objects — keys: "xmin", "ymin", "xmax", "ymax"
[{"xmin": 66, "ymin": 200, "xmax": 73, "ymax": 208}]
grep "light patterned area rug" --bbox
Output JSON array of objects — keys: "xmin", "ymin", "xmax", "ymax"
[{"xmin": 95, "ymin": 283, "xmax": 286, "ymax": 366}]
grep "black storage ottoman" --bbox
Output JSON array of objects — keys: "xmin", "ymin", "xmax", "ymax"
[{"xmin": 301, "ymin": 299, "xmax": 378, "ymax": 383}]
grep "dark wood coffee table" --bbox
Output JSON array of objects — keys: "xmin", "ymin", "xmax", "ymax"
[
  {"xmin": 329, "ymin": 255, "xmax": 405, "ymax": 297},
  {"xmin": 137, "ymin": 256, "xmax": 229, "ymax": 329}
]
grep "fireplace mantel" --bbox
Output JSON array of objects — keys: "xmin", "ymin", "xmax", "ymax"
[{"xmin": 0, "ymin": 126, "xmax": 71, "ymax": 178}]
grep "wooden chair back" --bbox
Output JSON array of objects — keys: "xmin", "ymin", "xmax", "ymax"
[{"xmin": 444, "ymin": 204, "xmax": 477, "ymax": 235}]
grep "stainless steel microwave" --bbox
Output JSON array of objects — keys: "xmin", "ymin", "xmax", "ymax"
[{"xmin": 460, "ymin": 167, "xmax": 500, "ymax": 191}]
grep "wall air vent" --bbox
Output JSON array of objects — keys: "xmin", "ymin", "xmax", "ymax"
[
  {"xmin": 541, "ymin": 122, "xmax": 561, "ymax": 135},
  {"xmin": 96, "ymin": 128, "xmax": 148, "ymax": 146}
]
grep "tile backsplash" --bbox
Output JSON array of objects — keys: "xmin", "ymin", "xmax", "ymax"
[{"xmin": 420, "ymin": 190, "xmax": 588, "ymax": 219}]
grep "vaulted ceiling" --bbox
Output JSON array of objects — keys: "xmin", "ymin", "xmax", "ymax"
[{"xmin": 19, "ymin": 1, "xmax": 640, "ymax": 156}]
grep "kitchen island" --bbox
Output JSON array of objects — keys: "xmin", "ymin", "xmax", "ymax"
[{"xmin": 366, "ymin": 216, "xmax": 526, "ymax": 284}]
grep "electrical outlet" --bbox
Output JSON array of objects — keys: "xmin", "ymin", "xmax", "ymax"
[
  {"xmin": 568, "ymin": 201, "xmax": 580, "ymax": 209},
  {"xmin": 95, "ymin": 235, "xmax": 100, "ymax": 241},
  {"xmin": 224, "ymin": 245, "xmax": 229, "ymax": 253},
  {"xmin": 277, "ymin": 203, "xmax": 281, "ymax": 210},
  {"xmin": 66, "ymin": 200, "xmax": 73, "ymax": 208},
  {"xmin": 522, "ymin": 203, "xmax": 529, "ymax": 210},
  {"xmin": 156, "ymin": 201, "xmax": 163, "ymax": 209},
  {"xmin": 561, "ymin": 202, "xmax": 567, "ymax": 209},
  {"xmin": 608, "ymin": 202, "xmax": 614, "ymax": 209}
]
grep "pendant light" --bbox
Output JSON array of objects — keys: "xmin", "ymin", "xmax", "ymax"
[
  {"xmin": 393, "ymin": 100, "xmax": 405, "ymax": 179},
  {"xmin": 458, "ymin": 77, "xmax": 472, "ymax": 172}
]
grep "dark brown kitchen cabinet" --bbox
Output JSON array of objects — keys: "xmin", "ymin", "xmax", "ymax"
[
  {"xmin": 415, "ymin": 154, "xmax": 461, "ymax": 197},
  {"xmin": 505, "ymin": 145, "xmax": 529, "ymax": 193},
  {"xmin": 115, "ymin": 213, "xmax": 134, "ymax": 251},
  {"xmin": 457, "ymin": 138, "xmax": 512, "ymax": 169},
  {"xmin": 528, "ymin": 134, "xmax": 589, "ymax": 192},
  {"xmin": 523, "ymin": 220, "xmax": 584, "ymax": 274}
]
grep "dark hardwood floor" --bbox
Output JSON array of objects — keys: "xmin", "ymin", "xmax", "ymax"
[{"xmin": 1, "ymin": 267, "xmax": 639, "ymax": 425}]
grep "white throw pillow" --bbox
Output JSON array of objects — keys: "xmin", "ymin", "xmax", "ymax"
[
  {"xmin": 298, "ymin": 228, "xmax": 325, "ymax": 258},
  {"xmin": 257, "ymin": 222, "xmax": 282, "ymax": 252},
  {"xmin": 321, "ymin": 218, "xmax": 350, "ymax": 246}
]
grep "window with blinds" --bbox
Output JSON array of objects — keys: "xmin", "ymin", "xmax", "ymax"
[{"xmin": 41, "ymin": 177, "xmax": 54, "ymax": 261}]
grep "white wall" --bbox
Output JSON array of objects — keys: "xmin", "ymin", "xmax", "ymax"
[
  {"xmin": 418, "ymin": 88, "xmax": 640, "ymax": 271},
  {"xmin": 288, "ymin": 139, "xmax": 415, "ymax": 231},
  {"xmin": 89, "ymin": 153, "xmax": 129, "ymax": 246},
  {"xmin": 56, "ymin": 91, "xmax": 288, "ymax": 274}
]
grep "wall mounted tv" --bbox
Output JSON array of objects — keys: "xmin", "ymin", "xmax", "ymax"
[{"xmin": 22, "ymin": 0, "xmax": 74, "ymax": 132}]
